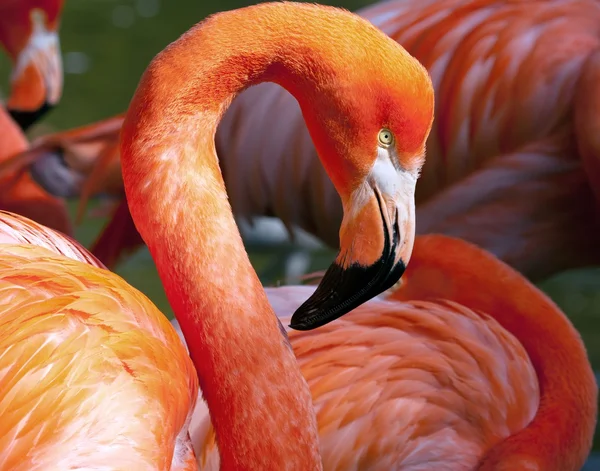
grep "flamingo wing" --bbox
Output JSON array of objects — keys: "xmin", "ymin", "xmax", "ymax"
[{"xmin": 183, "ymin": 284, "xmax": 538, "ymax": 470}]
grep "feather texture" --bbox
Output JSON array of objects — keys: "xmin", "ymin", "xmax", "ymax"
[
  {"xmin": 190, "ymin": 287, "xmax": 539, "ymax": 470},
  {"xmin": 0, "ymin": 211, "xmax": 198, "ymax": 470}
]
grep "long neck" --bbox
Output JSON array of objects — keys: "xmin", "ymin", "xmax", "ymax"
[
  {"xmin": 118, "ymin": 4, "xmax": 377, "ymax": 469},
  {"xmin": 389, "ymin": 235, "xmax": 597, "ymax": 470}
]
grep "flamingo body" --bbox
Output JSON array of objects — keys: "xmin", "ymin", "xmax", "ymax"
[
  {"xmin": 0, "ymin": 207, "xmax": 593, "ymax": 470},
  {"xmin": 0, "ymin": 212, "xmax": 198, "ymax": 470},
  {"xmin": 187, "ymin": 285, "xmax": 540, "ymax": 470},
  {"xmin": 0, "ymin": 210, "xmax": 101, "ymax": 267}
]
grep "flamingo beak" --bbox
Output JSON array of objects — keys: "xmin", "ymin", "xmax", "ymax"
[
  {"xmin": 290, "ymin": 150, "xmax": 418, "ymax": 330},
  {"xmin": 6, "ymin": 10, "xmax": 62, "ymax": 130}
]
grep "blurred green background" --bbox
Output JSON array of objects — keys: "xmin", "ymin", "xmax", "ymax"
[{"xmin": 1, "ymin": 0, "xmax": 600, "ymax": 465}]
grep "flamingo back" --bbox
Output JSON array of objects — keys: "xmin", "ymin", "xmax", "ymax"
[
  {"xmin": 187, "ymin": 285, "xmax": 539, "ymax": 471},
  {"xmin": 0, "ymin": 210, "xmax": 103, "ymax": 268}
]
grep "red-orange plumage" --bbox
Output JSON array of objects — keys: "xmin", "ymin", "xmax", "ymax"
[{"xmin": 387, "ymin": 235, "xmax": 597, "ymax": 470}]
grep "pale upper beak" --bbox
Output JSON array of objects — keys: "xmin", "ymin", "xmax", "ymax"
[
  {"xmin": 289, "ymin": 146, "xmax": 419, "ymax": 330},
  {"xmin": 6, "ymin": 9, "xmax": 63, "ymax": 130}
]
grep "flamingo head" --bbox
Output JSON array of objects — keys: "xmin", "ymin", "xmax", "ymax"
[
  {"xmin": 0, "ymin": 0, "xmax": 64, "ymax": 130},
  {"xmin": 290, "ymin": 27, "xmax": 434, "ymax": 330}
]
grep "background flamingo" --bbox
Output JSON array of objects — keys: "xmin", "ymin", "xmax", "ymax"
[
  {"xmin": 0, "ymin": 0, "xmax": 71, "ymax": 234},
  {"xmin": 14, "ymin": 0, "xmax": 600, "ymax": 283},
  {"xmin": 0, "ymin": 0, "xmax": 64, "ymax": 129}
]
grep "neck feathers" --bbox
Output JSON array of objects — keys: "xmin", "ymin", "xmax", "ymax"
[{"xmin": 119, "ymin": 3, "xmax": 380, "ymax": 469}]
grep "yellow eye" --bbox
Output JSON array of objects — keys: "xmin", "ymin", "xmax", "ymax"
[{"xmin": 378, "ymin": 128, "xmax": 394, "ymax": 147}]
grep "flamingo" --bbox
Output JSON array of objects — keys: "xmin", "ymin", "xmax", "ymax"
[
  {"xmin": 0, "ymin": 0, "xmax": 70, "ymax": 235},
  {"xmin": 167, "ymin": 233, "xmax": 596, "ymax": 470},
  {"xmin": 116, "ymin": 1, "xmax": 595, "ymax": 468},
  {"xmin": 19, "ymin": 0, "xmax": 600, "ymax": 281},
  {"xmin": 0, "ymin": 0, "xmax": 64, "ymax": 130},
  {"xmin": 0, "ymin": 2, "xmax": 436, "ymax": 468}
]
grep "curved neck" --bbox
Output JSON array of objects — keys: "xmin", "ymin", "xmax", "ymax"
[
  {"xmin": 390, "ymin": 235, "xmax": 596, "ymax": 470},
  {"xmin": 118, "ymin": 4, "xmax": 386, "ymax": 469}
]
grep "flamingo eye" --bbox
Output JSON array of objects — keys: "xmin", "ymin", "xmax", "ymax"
[{"xmin": 378, "ymin": 128, "xmax": 394, "ymax": 147}]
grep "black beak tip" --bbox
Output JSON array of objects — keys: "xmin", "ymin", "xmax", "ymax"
[
  {"xmin": 288, "ymin": 308, "xmax": 333, "ymax": 331},
  {"xmin": 287, "ymin": 320, "xmax": 312, "ymax": 331},
  {"xmin": 9, "ymin": 102, "xmax": 53, "ymax": 131},
  {"xmin": 291, "ymin": 189, "xmax": 407, "ymax": 331},
  {"xmin": 288, "ymin": 257, "xmax": 406, "ymax": 331}
]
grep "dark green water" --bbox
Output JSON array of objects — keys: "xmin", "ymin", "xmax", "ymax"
[{"xmin": 3, "ymin": 0, "xmax": 600, "ymax": 464}]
